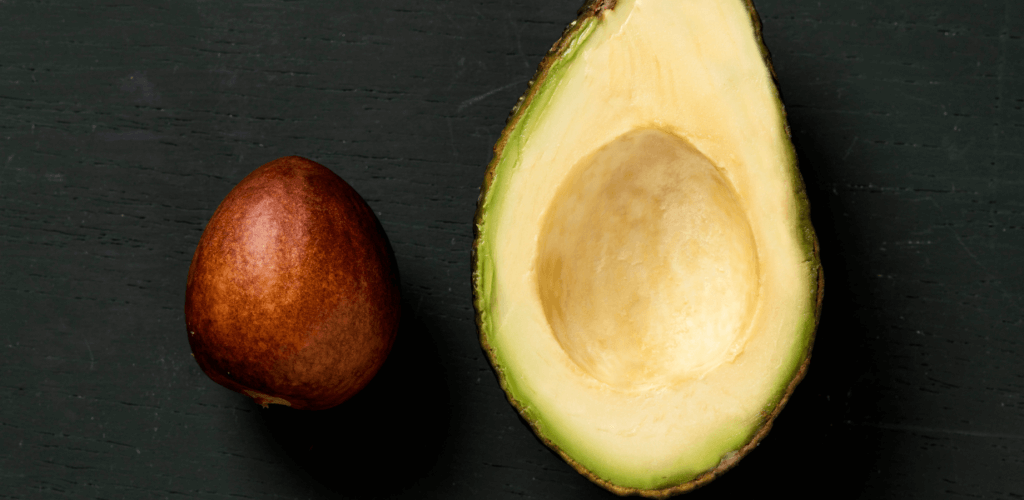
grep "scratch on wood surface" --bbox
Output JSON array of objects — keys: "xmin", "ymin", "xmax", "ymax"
[
  {"xmin": 84, "ymin": 340, "xmax": 94, "ymax": 371},
  {"xmin": 457, "ymin": 80, "xmax": 525, "ymax": 112},
  {"xmin": 842, "ymin": 135, "xmax": 859, "ymax": 160},
  {"xmin": 848, "ymin": 421, "xmax": 1024, "ymax": 440}
]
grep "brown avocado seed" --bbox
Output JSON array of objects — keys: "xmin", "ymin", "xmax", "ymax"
[{"xmin": 185, "ymin": 156, "xmax": 400, "ymax": 410}]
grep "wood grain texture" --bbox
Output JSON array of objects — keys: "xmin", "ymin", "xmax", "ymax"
[{"xmin": 0, "ymin": 0, "xmax": 1020, "ymax": 499}]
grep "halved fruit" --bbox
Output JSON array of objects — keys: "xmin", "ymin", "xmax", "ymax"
[{"xmin": 472, "ymin": 0, "xmax": 823, "ymax": 496}]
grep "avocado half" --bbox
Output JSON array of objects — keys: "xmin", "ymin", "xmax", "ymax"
[{"xmin": 472, "ymin": 0, "xmax": 823, "ymax": 496}]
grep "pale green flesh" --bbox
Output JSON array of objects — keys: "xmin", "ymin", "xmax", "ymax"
[{"xmin": 474, "ymin": 0, "xmax": 818, "ymax": 491}]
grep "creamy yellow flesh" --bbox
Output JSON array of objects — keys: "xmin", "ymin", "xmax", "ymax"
[
  {"xmin": 475, "ymin": 0, "xmax": 817, "ymax": 490},
  {"xmin": 538, "ymin": 129, "xmax": 759, "ymax": 391}
]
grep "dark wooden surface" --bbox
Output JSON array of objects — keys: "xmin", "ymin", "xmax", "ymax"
[{"xmin": 1, "ymin": 1, "xmax": 1021, "ymax": 498}]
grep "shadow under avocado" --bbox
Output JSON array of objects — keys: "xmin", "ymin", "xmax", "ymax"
[{"xmin": 257, "ymin": 291, "xmax": 452, "ymax": 497}]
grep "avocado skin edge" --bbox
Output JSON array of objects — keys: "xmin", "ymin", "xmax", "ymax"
[{"xmin": 470, "ymin": 0, "xmax": 825, "ymax": 496}]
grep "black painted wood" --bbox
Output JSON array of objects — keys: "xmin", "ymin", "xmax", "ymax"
[{"xmin": 1, "ymin": 1, "xmax": 1021, "ymax": 498}]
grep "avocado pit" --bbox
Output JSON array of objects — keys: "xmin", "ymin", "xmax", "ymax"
[{"xmin": 185, "ymin": 156, "xmax": 401, "ymax": 411}]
